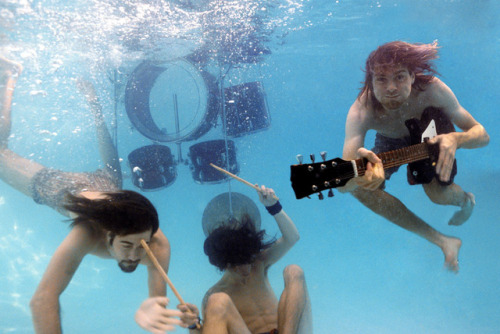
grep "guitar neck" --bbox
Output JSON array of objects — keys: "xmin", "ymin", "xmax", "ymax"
[{"xmin": 354, "ymin": 142, "xmax": 431, "ymax": 176}]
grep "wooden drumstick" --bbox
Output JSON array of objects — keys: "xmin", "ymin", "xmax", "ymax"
[
  {"xmin": 140, "ymin": 239, "xmax": 185, "ymax": 303},
  {"xmin": 140, "ymin": 239, "xmax": 200, "ymax": 329},
  {"xmin": 210, "ymin": 163, "xmax": 260, "ymax": 191}
]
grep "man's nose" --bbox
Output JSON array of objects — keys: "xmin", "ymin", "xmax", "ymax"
[
  {"xmin": 387, "ymin": 80, "xmax": 397, "ymax": 92},
  {"xmin": 128, "ymin": 248, "xmax": 142, "ymax": 261}
]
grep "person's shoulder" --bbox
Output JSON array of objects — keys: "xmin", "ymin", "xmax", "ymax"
[
  {"xmin": 150, "ymin": 228, "xmax": 170, "ymax": 249},
  {"xmin": 201, "ymin": 282, "xmax": 227, "ymax": 309},
  {"xmin": 419, "ymin": 77, "xmax": 455, "ymax": 105},
  {"xmin": 346, "ymin": 94, "xmax": 375, "ymax": 129},
  {"xmin": 61, "ymin": 223, "xmax": 101, "ymax": 256}
]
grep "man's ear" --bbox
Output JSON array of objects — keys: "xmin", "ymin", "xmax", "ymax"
[{"xmin": 107, "ymin": 231, "xmax": 115, "ymax": 246}]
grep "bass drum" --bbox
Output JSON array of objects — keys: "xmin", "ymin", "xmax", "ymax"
[{"xmin": 125, "ymin": 59, "xmax": 219, "ymax": 142}]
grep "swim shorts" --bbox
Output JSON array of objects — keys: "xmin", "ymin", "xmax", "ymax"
[
  {"xmin": 30, "ymin": 168, "xmax": 120, "ymax": 215},
  {"xmin": 259, "ymin": 330, "xmax": 278, "ymax": 334}
]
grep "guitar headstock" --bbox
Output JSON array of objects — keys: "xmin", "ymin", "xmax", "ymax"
[{"xmin": 290, "ymin": 152, "xmax": 354, "ymax": 199}]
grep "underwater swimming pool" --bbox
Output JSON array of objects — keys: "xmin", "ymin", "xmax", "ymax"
[{"xmin": 1, "ymin": 0, "xmax": 499, "ymax": 333}]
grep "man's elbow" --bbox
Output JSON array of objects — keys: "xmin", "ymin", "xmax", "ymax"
[
  {"xmin": 30, "ymin": 292, "xmax": 45, "ymax": 313},
  {"xmin": 30, "ymin": 291, "xmax": 57, "ymax": 314},
  {"xmin": 289, "ymin": 233, "xmax": 300, "ymax": 246},
  {"xmin": 481, "ymin": 130, "xmax": 490, "ymax": 147},
  {"xmin": 472, "ymin": 124, "xmax": 490, "ymax": 148}
]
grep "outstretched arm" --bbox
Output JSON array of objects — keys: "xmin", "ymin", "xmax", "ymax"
[
  {"xmin": 30, "ymin": 225, "xmax": 95, "ymax": 334},
  {"xmin": 76, "ymin": 79, "xmax": 122, "ymax": 187},
  {"xmin": 257, "ymin": 186, "xmax": 300, "ymax": 267}
]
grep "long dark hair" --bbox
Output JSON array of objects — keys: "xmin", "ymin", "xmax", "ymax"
[
  {"xmin": 358, "ymin": 41, "xmax": 440, "ymax": 110},
  {"xmin": 63, "ymin": 190, "xmax": 159, "ymax": 236},
  {"xmin": 203, "ymin": 214, "xmax": 274, "ymax": 271}
]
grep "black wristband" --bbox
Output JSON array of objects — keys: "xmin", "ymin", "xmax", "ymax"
[
  {"xmin": 265, "ymin": 201, "xmax": 282, "ymax": 216},
  {"xmin": 188, "ymin": 317, "xmax": 202, "ymax": 330}
]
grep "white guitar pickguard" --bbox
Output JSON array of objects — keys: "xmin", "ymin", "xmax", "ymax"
[{"xmin": 421, "ymin": 119, "xmax": 437, "ymax": 142}]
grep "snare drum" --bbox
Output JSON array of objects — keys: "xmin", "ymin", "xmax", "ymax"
[
  {"xmin": 188, "ymin": 139, "xmax": 239, "ymax": 184},
  {"xmin": 128, "ymin": 145, "xmax": 177, "ymax": 191},
  {"xmin": 125, "ymin": 59, "xmax": 219, "ymax": 142},
  {"xmin": 224, "ymin": 81, "xmax": 270, "ymax": 137}
]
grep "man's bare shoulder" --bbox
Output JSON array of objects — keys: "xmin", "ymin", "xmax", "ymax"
[
  {"xmin": 418, "ymin": 77, "xmax": 455, "ymax": 105},
  {"xmin": 346, "ymin": 94, "xmax": 377, "ymax": 131},
  {"xmin": 68, "ymin": 224, "xmax": 107, "ymax": 257},
  {"xmin": 201, "ymin": 281, "xmax": 228, "ymax": 310},
  {"xmin": 141, "ymin": 228, "xmax": 171, "ymax": 267}
]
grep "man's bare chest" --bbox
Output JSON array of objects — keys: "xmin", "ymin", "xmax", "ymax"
[{"xmin": 371, "ymin": 105, "xmax": 427, "ymax": 138}]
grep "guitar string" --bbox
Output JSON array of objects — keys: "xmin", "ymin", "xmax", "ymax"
[{"xmin": 326, "ymin": 152, "xmax": 431, "ymax": 184}]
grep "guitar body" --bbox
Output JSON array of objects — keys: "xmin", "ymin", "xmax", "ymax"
[
  {"xmin": 405, "ymin": 107, "xmax": 457, "ymax": 185},
  {"xmin": 290, "ymin": 107, "xmax": 458, "ymax": 199}
]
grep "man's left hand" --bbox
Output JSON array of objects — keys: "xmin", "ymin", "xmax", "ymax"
[
  {"xmin": 428, "ymin": 133, "xmax": 457, "ymax": 182},
  {"xmin": 135, "ymin": 297, "xmax": 184, "ymax": 334}
]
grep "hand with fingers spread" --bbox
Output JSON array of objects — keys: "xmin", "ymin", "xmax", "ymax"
[
  {"xmin": 427, "ymin": 133, "xmax": 458, "ymax": 182},
  {"xmin": 135, "ymin": 297, "xmax": 184, "ymax": 334}
]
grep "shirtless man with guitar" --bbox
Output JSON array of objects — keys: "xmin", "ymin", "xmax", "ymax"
[{"xmin": 291, "ymin": 41, "xmax": 489, "ymax": 272}]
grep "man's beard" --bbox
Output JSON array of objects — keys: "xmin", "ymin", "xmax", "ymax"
[
  {"xmin": 382, "ymin": 98, "xmax": 404, "ymax": 110},
  {"xmin": 118, "ymin": 260, "xmax": 140, "ymax": 273}
]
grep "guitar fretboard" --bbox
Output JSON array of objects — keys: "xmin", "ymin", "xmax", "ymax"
[{"xmin": 355, "ymin": 142, "xmax": 431, "ymax": 176}]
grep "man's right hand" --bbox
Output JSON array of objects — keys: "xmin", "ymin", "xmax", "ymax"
[
  {"xmin": 135, "ymin": 297, "xmax": 184, "ymax": 334},
  {"xmin": 341, "ymin": 148, "xmax": 384, "ymax": 192}
]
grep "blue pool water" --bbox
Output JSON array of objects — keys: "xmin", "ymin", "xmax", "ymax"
[{"xmin": 1, "ymin": 0, "xmax": 499, "ymax": 333}]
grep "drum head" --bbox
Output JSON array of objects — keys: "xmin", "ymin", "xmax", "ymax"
[
  {"xmin": 189, "ymin": 139, "xmax": 239, "ymax": 184},
  {"xmin": 125, "ymin": 59, "xmax": 219, "ymax": 142},
  {"xmin": 128, "ymin": 145, "xmax": 177, "ymax": 191},
  {"xmin": 224, "ymin": 81, "xmax": 270, "ymax": 137},
  {"xmin": 202, "ymin": 192, "xmax": 261, "ymax": 237}
]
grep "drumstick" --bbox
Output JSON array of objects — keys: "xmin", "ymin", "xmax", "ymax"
[
  {"xmin": 140, "ymin": 239, "xmax": 201, "ymax": 329},
  {"xmin": 140, "ymin": 239, "xmax": 186, "ymax": 304},
  {"xmin": 210, "ymin": 163, "xmax": 260, "ymax": 191}
]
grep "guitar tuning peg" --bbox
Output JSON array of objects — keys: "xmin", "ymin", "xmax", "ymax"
[
  {"xmin": 320, "ymin": 151, "xmax": 327, "ymax": 161},
  {"xmin": 310, "ymin": 154, "xmax": 315, "ymax": 163},
  {"xmin": 296, "ymin": 154, "xmax": 303, "ymax": 164},
  {"xmin": 328, "ymin": 189, "xmax": 334, "ymax": 197},
  {"xmin": 318, "ymin": 192, "xmax": 324, "ymax": 200}
]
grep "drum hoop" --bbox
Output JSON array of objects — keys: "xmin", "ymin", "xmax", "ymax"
[
  {"xmin": 125, "ymin": 58, "xmax": 218, "ymax": 142},
  {"xmin": 128, "ymin": 145, "xmax": 177, "ymax": 191}
]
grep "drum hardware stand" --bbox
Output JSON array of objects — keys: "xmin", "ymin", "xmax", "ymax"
[
  {"xmin": 173, "ymin": 93, "xmax": 186, "ymax": 165},
  {"xmin": 217, "ymin": 64, "xmax": 234, "ymax": 218}
]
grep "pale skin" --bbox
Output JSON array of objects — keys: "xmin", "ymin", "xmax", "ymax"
[
  {"xmin": 342, "ymin": 64, "xmax": 489, "ymax": 272},
  {"xmin": 0, "ymin": 57, "xmax": 171, "ymax": 333},
  {"xmin": 199, "ymin": 186, "xmax": 312, "ymax": 334},
  {"xmin": 135, "ymin": 186, "xmax": 313, "ymax": 334}
]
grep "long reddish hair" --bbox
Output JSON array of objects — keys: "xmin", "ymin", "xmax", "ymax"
[{"xmin": 358, "ymin": 41, "xmax": 440, "ymax": 109}]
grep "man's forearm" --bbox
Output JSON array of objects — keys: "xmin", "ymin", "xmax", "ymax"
[
  {"xmin": 274, "ymin": 210, "xmax": 300, "ymax": 245},
  {"xmin": 455, "ymin": 124, "xmax": 489, "ymax": 149},
  {"xmin": 31, "ymin": 296, "xmax": 62, "ymax": 334}
]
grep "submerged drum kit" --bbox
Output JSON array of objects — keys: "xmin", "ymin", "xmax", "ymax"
[{"xmin": 125, "ymin": 57, "xmax": 270, "ymax": 191}]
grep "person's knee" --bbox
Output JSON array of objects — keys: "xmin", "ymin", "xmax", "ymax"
[
  {"xmin": 283, "ymin": 264, "xmax": 305, "ymax": 284},
  {"xmin": 205, "ymin": 292, "xmax": 234, "ymax": 316},
  {"xmin": 423, "ymin": 182, "xmax": 451, "ymax": 205}
]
